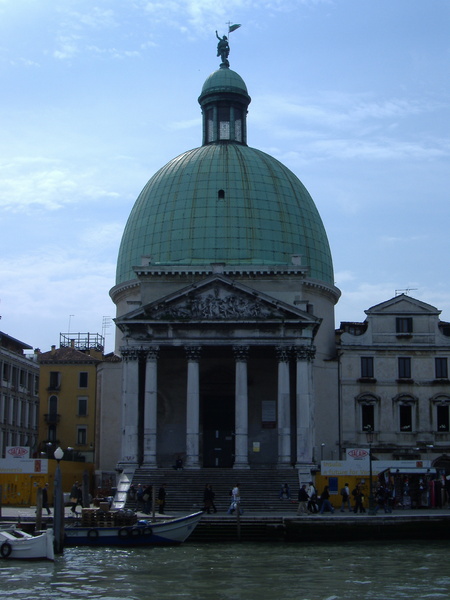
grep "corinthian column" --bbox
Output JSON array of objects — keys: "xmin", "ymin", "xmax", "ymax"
[
  {"xmin": 294, "ymin": 345, "xmax": 316, "ymax": 465},
  {"xmin": 233, "ymin": 345, "xmax": 250, "ymax": 469},
  {"xmin": 185, "ymin": 346, "xmax": 202, "ymax": 469},
  {"xmin": 143, "ymin": 346, "xmax": 159, "ymax": 466},
  {"xmin": 276, "ymin": 346, "xmax": 291, "ymax": 468},
  {"xmin": 120, "ymin": 347, "xmax": 140, "ymax": 466}
]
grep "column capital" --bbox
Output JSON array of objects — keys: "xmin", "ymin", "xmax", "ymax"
[
  {"xmin": 120, "ymin": 347, "xmax": 141, "ymax": 361},
  {"xmin": 184, "ymin": 345, "xmax": 202, "ymax": 362},
  {"xmin": 275, "ymin": 346, "xmax": 291, "ymax": 363},
  {"xmin": 145, "ymin": 346, "xmax": 160, "ymax": 361},
  {"xmin": 233, "ymin": 345, "xmax": 250, "ymax": 362},
  {"xmin": 293, "ymin": 345, "xmax": 316, "ymax": 362}
]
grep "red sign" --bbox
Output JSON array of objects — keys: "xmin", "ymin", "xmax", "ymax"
[
  {"xmin": 34, "ymin": 460, "xmax": 42, "ymax": 472},
  {"xmin": 7, "ymin": 446, "xmax": 28, "ymax": 458},
  {"xmin": 348, "ymin": 449, "xmax": 369, "ymax": 459}
]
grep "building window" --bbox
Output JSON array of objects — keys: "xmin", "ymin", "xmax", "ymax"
[
  {"xmin": 77, "ymin": 426, "xmax": 87, "ymax": 445},
  {"xmin": 435, "ymin": 357, "xmax": 448, "ymax": 379},
  {"xmin": 437, "ymin": 405, "xmax": 450, "ymax": 432},
  {"xmin": 79, "ymin": 372, "xmax": 88, "ymax": 388},
  {"xmin": 361, "ymin": 357, "xmax": 374, "ymax": 379},
  {"xmin": 399, "ymin": 404, "xmax": 413, "ymax": 431},
  {"xmin": 49, "ymin": 395, "xmax": 58, "ymax": 414},
  {"xmin": 396, "ymin": 317, "xmax": 413, "ymax": 334},
  {"xmin": 398, "ymin": 357, "xmax": 411, "ymax": 379},
  {"xmin": 78, "ymin": 397, "xmax": 88, "ymax": 416},
  {"xmin": 48, "ymin": 424, "xmax": 57, "ymax": 442},
  {"xmin": 49, "ymin": 371, "xmax": 61, "ymax": 390},
  {"xmin": 361, "ymin": 404, "xmax": 375, "ymax": 432}
]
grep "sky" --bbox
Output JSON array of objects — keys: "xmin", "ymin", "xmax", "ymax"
[{"xmin": 0, "ymin": 0, "xmax": 449, "ymax": 355}]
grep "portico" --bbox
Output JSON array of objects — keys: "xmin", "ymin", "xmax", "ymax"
[{"xmin": 116, "ymin": 274, "xmax": 319, "ymax": 470}]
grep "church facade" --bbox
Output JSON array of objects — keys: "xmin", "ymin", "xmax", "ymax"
[{"xmin": 109, "ymin": 50, "xmax": 341, "ymax": 474}]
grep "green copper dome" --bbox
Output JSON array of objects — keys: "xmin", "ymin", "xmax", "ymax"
[
  {"xmin": 200, "ymin": 67, "xmax": 250, "ymax": 98},
  {"xmin": 116, "ymin": 67, "xmax": 334, "ymax": 286}
]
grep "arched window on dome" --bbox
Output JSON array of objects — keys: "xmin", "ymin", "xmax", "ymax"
[
  {"xmin": 218, "ymin": 106, "xmax": 230, "ymax": 139},
  {"xmin": 204, "ymin": 105, "xmax": 244, "ymax": 144}
]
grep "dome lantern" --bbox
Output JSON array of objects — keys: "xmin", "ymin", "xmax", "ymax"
[{"xmin": 198, "ymin": 66, "xmax": 251, "ymax": 146}]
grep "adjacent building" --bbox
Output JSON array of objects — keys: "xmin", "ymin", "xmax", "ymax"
[
  {"xmin": 0, "ymin": 332, "xmax": 39, "ymax": 457},
  {"xmin": 37, "ymin": 333, "xmax": 104, "ymax": 463},
  {"xmin": 337, "ymin": 294, "xmax": 450, "ymax": 471}
]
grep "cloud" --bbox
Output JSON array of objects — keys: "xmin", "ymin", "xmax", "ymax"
[
  {"xmin": 0, "ymin": 157, "xmax": 120, "ymax": 212},
  {"xmin": 251, "ymin": 91, "xmax": 449, "ymax": 163},
  {"xmin": 0, "ymin": 247, "xmax": 117, "ymax": 351}
]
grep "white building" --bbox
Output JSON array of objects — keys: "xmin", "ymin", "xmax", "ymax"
[
  {"xmin": 109, "ymin": 54, "xmax": 341, "ymax": 477},
  {"xmin": 0, "ymin": 332, "xmax": 39, "ymax": 456},
  {"xmin": 337, "ymin": 294, "xmax": 450, "ymax": 471}
]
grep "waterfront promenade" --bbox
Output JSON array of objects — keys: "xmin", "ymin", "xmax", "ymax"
[{"xmin": 2, "ymin": 504, "xmax": 450, "ymax": 542}]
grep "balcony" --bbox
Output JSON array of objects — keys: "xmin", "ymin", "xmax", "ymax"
[{"xmin": 44, "ymin": 413, "xmax": 61, "ymax": 425}]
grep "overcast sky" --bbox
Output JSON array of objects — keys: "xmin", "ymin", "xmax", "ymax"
[{"xmin": 1, "ymin": 0, "xmax": 449, "ymax": 354}]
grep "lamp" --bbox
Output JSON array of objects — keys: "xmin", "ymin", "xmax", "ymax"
[
  {"xmin": 54, "ymin": 447, "xmax": 64, "ymax": 462},
  {"xmin": 365, "ymin": 426, "xmax": 375, "ymax": 515},
  {"xmin": 53, "ymin": 447, "xmax": 65, "ymax": 553}
]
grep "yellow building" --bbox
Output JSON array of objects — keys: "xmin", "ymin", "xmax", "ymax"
[{"xmin": 37, "ymin": 333, "xmax": 103, "ymax": 464}]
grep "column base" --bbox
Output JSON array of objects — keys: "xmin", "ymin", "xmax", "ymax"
[
  {"xmin": 233, "ymin": 462, "xmax": 250, "ymax": 469},
  {"xmin": 295, "ymin": 463, "xmax": 316, "ymax": 483}
]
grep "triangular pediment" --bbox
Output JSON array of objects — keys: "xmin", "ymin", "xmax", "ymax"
[
  {"xmin": 117, "ymin": 274, "xmax": 320, "ymax": 326},
  {"xmin": 366, "ymin": 294, "xmax": 440, "ymax": 317}
]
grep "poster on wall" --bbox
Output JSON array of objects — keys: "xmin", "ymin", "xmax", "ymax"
[{"xmin": 0, "ymin": 447, "xmax": 48, "ymax": 474}]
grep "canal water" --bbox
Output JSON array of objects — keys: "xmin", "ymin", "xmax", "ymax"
[{"xmin": 1, "ymin": 540, "xmax": 449, "ymax": 600}]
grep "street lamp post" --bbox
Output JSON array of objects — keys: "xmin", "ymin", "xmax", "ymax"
[
  {"xmin": 366, "ymin": 427, "xmax": 375, "ymax": 515},
  {"xmin": 53, "ymin": 447, "xmax": 65, "ymax": 554}
]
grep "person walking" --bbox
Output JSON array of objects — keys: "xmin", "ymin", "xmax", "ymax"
[
  {"xmin": 142, "ymin": 484, "xmax": 152, "ymax": 514},
  {"xmin": 227, "ymin": 483, "xmax": 242, "ymax": 515},
  {"xmin": 70, "ymin": 482, "xmax": 80, "ymax": 514},
  {"xmin": 307, "ymin": 482, "xmax": 319, "ymax": 513},
  {"xmin": 319, "ymin": 486, "xmax": 335, "ymax": 514},
  {"xmin": 340, "ymin": 482, "xmax": 352, "ymax": 512},
  {"xmin": 42, "ymin": 482, "xmax": 51, "ymax": 515},
  {"xmin": 203, "ymin": 484, "xmax": 217, "ymax": 514},
  {"xmin": 352, "ymin": 484, "xmax": 366, "ymax": 513},
  {"xmin": 135, "ymin": 484, "xmax": 144, "ymax": 511},
  {"xmin": 158, "ymin": 483, "xmax": 167, "ymax": 514},
  {"xmin": 297, "ymin": 484, "xmax": 309, "ymax": 515}
]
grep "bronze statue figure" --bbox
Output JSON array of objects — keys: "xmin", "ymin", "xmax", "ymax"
[{"xmin": 216, "ymin": 31, "xmax": 230, "ymax": 66}]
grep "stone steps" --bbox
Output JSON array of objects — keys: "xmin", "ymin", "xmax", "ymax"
[{"xmin": 126, "ymin": 468, "xmax": 301, "ymax": 513}]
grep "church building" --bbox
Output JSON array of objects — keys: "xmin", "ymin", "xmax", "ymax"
[{"xmin": 109, "ymin": 41, "xmax": 341, "ymax": 477}]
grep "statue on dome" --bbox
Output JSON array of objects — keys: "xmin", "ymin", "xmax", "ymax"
[{"xmin": 216, "ymin": 31, "xmax": 230, "ymax": 67}]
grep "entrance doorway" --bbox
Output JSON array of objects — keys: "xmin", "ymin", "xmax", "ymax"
[{"xmin": 202, "ymin": 395, "xmax": 235, "ymax": 467}]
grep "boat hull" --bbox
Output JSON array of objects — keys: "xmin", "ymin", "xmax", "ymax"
[
  {"xmin": 0, "ymin": 528, "xmax": 54, "ymax": 561},
  {"xmin": 64, "ymin": 512, "xmax": 202, "ymax": 546}
]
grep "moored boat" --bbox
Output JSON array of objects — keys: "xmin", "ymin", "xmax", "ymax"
[
  {"xmin": 64, "ymin": 511, "xmax": 203, "ymax": 546},
  {"xmin": 0, "ymin": 526, "xmax": 55, "ymax": 561}
]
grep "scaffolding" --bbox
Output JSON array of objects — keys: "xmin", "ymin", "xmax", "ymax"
[{"xmin": 59, "ymin": 332, "xmax": 104, "ymax": 352}]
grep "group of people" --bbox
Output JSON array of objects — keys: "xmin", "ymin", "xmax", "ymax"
[
  {"xmin": 129, "ymin": 482, "xmax": 167, "ymax": 514},
  {"xmin": 297, "ymin": 482, "xmax": 328, "ymax": 514},
  {"xmin": 296, "ymin": 482, "xmax": 368, "ymax": 515}
]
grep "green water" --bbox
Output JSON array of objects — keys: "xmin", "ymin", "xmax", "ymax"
[{"xmin": 1, "ymin": 540, "xmax": 449, "ymax": 600}]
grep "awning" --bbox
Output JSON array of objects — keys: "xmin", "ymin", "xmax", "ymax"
[{"xmin": 389, "ymin": 467, "xmax": 437, "ymax": 474}]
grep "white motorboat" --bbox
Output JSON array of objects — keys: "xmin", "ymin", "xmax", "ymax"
[
  {"xmin": 64, "ymin": 511, "xmax": 203, "ymax": 546},
  {"xmin": 0, "ymin": 526, "xmax": 55, "ymax": 561}
]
